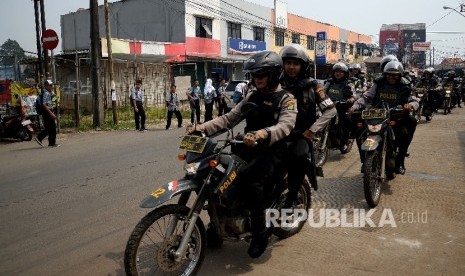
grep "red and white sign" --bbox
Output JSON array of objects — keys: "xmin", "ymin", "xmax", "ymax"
[
  {"xmin": 413, "ymin": 42, "xmax": 431, "ymax": 52},
  {"xmin": 41, "ymin": 29, "xmax": 59, "ymax": 50}
]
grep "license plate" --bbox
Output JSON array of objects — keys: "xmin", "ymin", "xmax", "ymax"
[
  {"xmin": 362, "ymin": 109, "xmax": 387, "ymax": 120},
  {"xmin": 179, "ymin": 135, "xmax": 208, "ymax": 153},
  {"xmin": 21, "ymin": 120, "xmax": 32, "ymax": 126}
]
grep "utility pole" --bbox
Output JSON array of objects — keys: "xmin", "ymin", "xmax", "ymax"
[
  {"xmin": 433, "ymin": 47, "xmax": 434, "ymax": 67},
  {"xmin": 90, "ymin": 0, "xmax": 102, "ymax": 127},
  {"xmin": 33, "ymin": 0, "xmax": 44, "ymax": 82},
  {"xmin": 39, "ymin": 0, "xmax": 49, "ymax": 79},
  {"xmin": 104, "ymin": 0, "xmax": 117, "ymax": 124}
]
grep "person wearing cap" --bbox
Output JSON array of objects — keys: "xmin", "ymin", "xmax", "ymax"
[
  {"xmin": 130, "ymin": 79, "xmax": 147, "ymax": 131},
  {"xmin": 35, "ymin": 80, "xmax": 59, "ymax": 147}
]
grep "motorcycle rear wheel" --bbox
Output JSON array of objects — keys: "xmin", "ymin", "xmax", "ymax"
[
  {"xmin": 339, "ymin": 139, "xmax": 354, "ymax": 154},
  {"xmin": 273, "ymin": 180, "xmax": 311, "ymax": 239},
  {"xmin": 363, "ymin": 151, "xmax": 382, "ymax": 208},
  {"xmin": 124, "ymin": 204, "xmax": 206, "ymax": 276},
  {"xmin": 19, "ymin": 128, "xmax": 32, "ymax": 141}
]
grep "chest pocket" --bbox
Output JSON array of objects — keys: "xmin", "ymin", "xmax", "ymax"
[
  {"xmin": 246, "ymin": 91, "xmax": 287, "ymax": 132},
  {"xmin": 377, "ymin": 86, "xmax": 400, "ymax": 107}
]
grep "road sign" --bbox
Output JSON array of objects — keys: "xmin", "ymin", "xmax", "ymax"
[
  {"xmin": 413, "ymin": 42, "xmax": 431, "ymax": 52},
  {"xmin": 41, "ymin": 29, "xmax": 59, "ymax": 50}
]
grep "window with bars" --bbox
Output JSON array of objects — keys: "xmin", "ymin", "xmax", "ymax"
[
  {"xmin": 195, "ymin": 17, "xmax": 212, "ymax": 38},
  {"xmin": 292, "ymin": 33, "xmax": 300, "ymax": 44},
  {"xmin": 228, "ymin": 22, "xmax": 242, "ymax": 39},
  {"xmin": 331, "ymin": 41, "xmax": 337, "ymax": 53},
  {"xmin": 307, "ymin": 35, "xmax": 315, "ymax": 50},
  {"xmin": 340, "ymin": 42, "xmax": 346, "ymax": 55},
  {"xmin": 253, "ymin": 27, "xmax": 265, "ymax": 42},
  {"xmin": 275, "ymin": 29, "xmax": 284, "ymax": 46}
]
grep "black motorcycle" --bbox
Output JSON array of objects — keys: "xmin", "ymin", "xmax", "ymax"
[
  {"xmin": 0, "ymin": 113, "xmax": 34, "ymax": 141},
  {"xmin": 441, "ymin": 87, "xmax": 453, "ymax": 115},
  {"xmin": 313, "ymin": 101, "xmax": 354, "ymax": 167},
  {"xmin": 412, "ymin": 87, "xmax": 433, "ymax": 122},
  {"xmin": 124, "ymin": 103, "xmax": 312, "ymax": 276},
  {"xmin": 358, "ymin": 103, "xmax": 404, "ymax": 207}
]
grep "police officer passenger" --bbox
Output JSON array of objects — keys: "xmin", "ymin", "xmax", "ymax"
[
  {"xmin": 187, "ymin": 51, "xmax": 297, "ymax": 258},
  {"xmin": 350, "ymin": 60, "xmax": 419, "ymax": 176},
  {"xmin": 279, "ymin": 44, "xmax": 336, "ymax": 208}
]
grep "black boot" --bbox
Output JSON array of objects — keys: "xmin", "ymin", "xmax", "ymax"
[
  {"xmin": 248, "ymin": 213, "xmax": 269, "ymax": 258},
  {"xmin": 395, "ymin": 155, "xmax": 406, "ymax": 175},
  {"xmin": 248, "ymin": 230, "xmax": 270, "ymax": 258}
]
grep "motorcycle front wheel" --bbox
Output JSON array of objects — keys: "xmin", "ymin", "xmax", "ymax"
[
  {"xmin": 444, "ymin": 98, "xmax": 450, "ymax": 115},
  {"xmin": 313, "ymin": 127, "xmax": 329, "ymax": 167},
  {"xmin": 415, "ymin": 103, "xmax": 423, "ymax": 123},
  {"xmin": 363, "ymin": 151, "xmax": 382, "ymax": 208},
  {"xmin": 124, "ymin": 204, "xmax": 206, "ymax": 276}
]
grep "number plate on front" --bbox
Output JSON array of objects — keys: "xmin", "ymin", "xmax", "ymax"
[
  {"xmin": 179, "ymin": 135, "xmax": 208, "ymax": 153},
  {"xmin": 362, "ymin": 109, "xmax": 387, "ymax": 120}
]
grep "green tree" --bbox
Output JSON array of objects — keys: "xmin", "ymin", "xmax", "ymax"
[{"xmin": 0, "ymin": 39, "xmax": 26, "ymax": 66}]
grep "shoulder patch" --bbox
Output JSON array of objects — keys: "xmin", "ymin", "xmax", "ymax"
[{"xmin": 285, "ymin": 99, "xmax": 296, "ymax": 110}]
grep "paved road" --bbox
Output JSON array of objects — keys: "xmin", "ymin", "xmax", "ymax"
[{"xmin": 0, "ymin": 108, "xmax": 464, "ymax": 275}]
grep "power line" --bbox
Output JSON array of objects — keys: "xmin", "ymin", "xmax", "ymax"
[{"xmin": 426, "ymin": 4, "xmax": 462, "ymax": 28}]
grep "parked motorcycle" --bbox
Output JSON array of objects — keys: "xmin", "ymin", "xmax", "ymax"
[
  {"xmin": 313, "ymin": 101, "xmax": 354, "ymax": 167},
  {"xmin": 0, "ymin": 114, "xmax": 34, "ymax": 141},
  {"xmin": 124, "ymin": 103, "xmax": 312, "ymax": 276},
  {"xmin": 358, "ymin": 103, "xmax": 404, "ymax": 207}
]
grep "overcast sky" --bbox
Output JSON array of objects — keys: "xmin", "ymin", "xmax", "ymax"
[{"xmin": 1, "ymin": 0, "xmax": 464, "ymax": 62}]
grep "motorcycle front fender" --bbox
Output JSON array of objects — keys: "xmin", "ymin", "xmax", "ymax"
[
  {"xmin": 140, "ymin": 178, "xmax": 198, "ymax": 208},
  {"xmin": 361, "ymin": 135, "xmax": 382, "ymax": 151}
]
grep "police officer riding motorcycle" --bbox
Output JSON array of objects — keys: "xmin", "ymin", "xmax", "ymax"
[
  {"xmin": 350, "ymin": 60, "xmax": 419, "ymax": 176},
  {"xmin": 188, "ymin": 51, "xmax": 298, "ymax": 258},
  {"xmin": 351, "ymin": 63, "xmax": 367, "ymax": 97},
  {"xmin": 414, "ymin": 67, "xmax": 441, "ymax": 121},
  {"xmin": 324, "ymin": 62, "xmax": 356, "ymax": 153},
  {"xmin": 442, "ymin": 70, "xmax": 462, "ymax": 109}
]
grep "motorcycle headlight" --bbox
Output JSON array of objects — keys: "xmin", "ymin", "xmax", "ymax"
[
  {"xmin": 367, "ymin": 123, "xmax": 382, "ymax": 133},
  {"xmin": 184, "ymin": 162, "xmax": 201, "ymax": 175},
  {"xmin": 417, "ymin": 93, "xmax": 424, "ymax": 97}
]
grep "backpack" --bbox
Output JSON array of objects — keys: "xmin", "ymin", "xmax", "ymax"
[{"xmin": 35, "ymin": 93, "xmax": 44, "ymax": 115}]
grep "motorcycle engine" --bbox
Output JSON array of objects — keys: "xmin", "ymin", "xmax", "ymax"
[
  {"xmin": 219, "ymin": 216, "xmax": 249, "ymax": 236},
  {"xmin": 214, "ymin": 203, "xmax": 250, "ymax": 236}
]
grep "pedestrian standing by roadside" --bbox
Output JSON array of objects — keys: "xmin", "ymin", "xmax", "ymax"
[
  {"xmin": 186, "ymin": 79, "xmax": 201, "ymax": 124},
  {"xmin": 203, "ymin": 78, "xmax": 216, "ymax": 122},
  {"xmin": 216, "ymin": 79, "xmax": 228, "ymax": 116},
  {"xmin": 35, "ymin": 80, "xmax": 59, "ymax": 147},
  {"xmin": 165, "ymin": 84, "xmax": 183, "ymax": 129},
  {"xmin": 130, "ymin": 79, "xmax": 146, "ymax": 131}
]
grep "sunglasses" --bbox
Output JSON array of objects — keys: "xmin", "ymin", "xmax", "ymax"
[{"xmin": 251, "ymin": 73, "xmax": 268, "ymax": 79}]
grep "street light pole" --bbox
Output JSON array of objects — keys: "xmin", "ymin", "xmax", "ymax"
[{"xmin": 443, "ymin": 6, "xmax": 465, "ymax": 18}]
